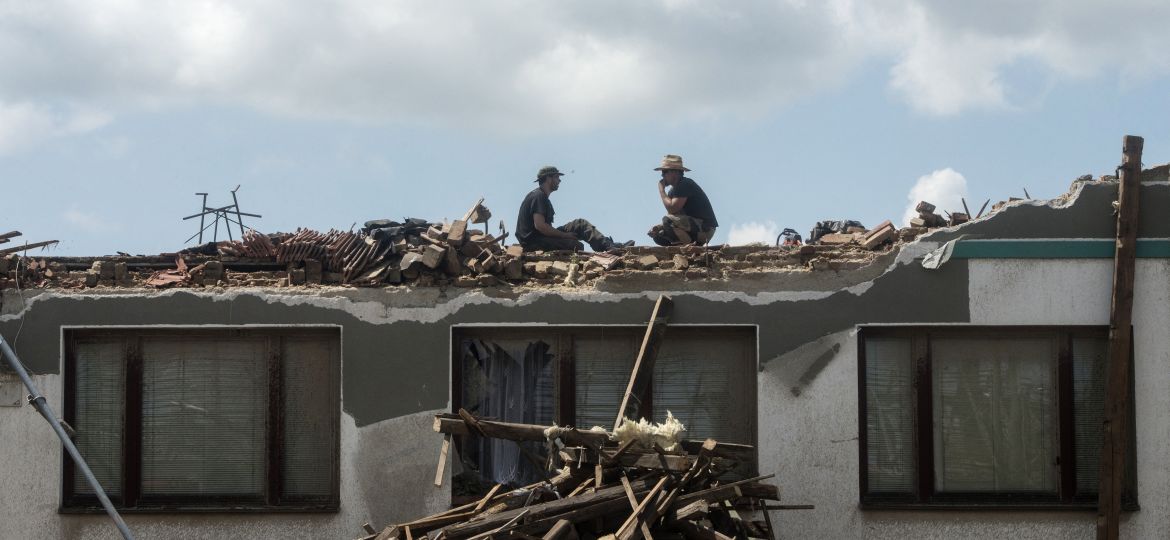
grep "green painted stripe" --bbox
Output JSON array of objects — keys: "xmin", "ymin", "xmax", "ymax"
[{"xmin": 950, "ymin": 239, "xmax": 1170, "ymax": 258}]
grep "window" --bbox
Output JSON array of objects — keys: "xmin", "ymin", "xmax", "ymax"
[
  {"xmin": 859, "ymin": 327, "xmax": 1136, "ymax": 509},
  {"xmin": 451, "ymin": 326, "xmax": 755, "ymax": 500},
  {"xmin": 63, "ymin": 328, "xmax": 340, "ymax": 512}
]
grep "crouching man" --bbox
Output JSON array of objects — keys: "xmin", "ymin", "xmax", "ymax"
[
  {"xmin": 649, "ymin": 154, "xmax": 718, "ymax": 246},
  {"xmin": 515, "ymin": 166, "xmax": 633, "ymax": 252}
]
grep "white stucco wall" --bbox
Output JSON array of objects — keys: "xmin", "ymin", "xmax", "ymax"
[
  {"xmin": 0, "ymin": 379, "xmax": 449, "ymax": 540},
  {"xmin": 4, "ymin": 256, "xmax": 1168, "ymax": 539},
  {"xmin": 761, "ymin": 258, "xmax": 1170, "ymax": 539}
]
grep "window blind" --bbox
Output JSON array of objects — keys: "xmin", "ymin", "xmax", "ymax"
[
  {"xmin": 864, "ymin": 337, "xmax": 915, "ymax": 493},
  {"xmin": 140, "ymin": 338, "xmax": 268, "ymax": 498},
  {"xmin": 73, "ymin": 340, "xmax": 126, "ymax": 496},
  {"xmin": 932, "ymin": 337, "xmax": 1057, "ymax": 492}
]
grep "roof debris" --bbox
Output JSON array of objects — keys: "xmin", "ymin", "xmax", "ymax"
[{"xmin": 0, "ymin": 189, "xmax": 1037, "ymax": 292}]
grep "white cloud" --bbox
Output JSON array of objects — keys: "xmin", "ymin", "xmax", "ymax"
[
  {"xmin": 63, "ymin": 205, "xmax": 120, "ymax": 233},
  {"xmin": 903, "ymin": 168, "xmax": 969, "ymax": 226},
  {"xmin": 0, "ymin": 0, "xmax": 1166, "ymax": 142},
  {"xmin": 0, "ymin": 101, "xmax": 110, "ymax": 155},
  {"xmin": 728, "ymin": 220, "xmax": 780, "ymax": 246}
]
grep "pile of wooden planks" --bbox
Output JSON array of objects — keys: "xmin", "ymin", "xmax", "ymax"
[
  {"xmin": 357, "ymin": 410, "xmax": 780, "ymax": 540},
  {"xmin": 358, "ymin": 296, "xmax": 785, "ymax": 540}
]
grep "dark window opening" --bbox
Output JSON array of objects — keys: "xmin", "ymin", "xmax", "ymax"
[
  {"xmin": 859, "ymin": 326, "xmax": 1137, "ymax": 510},
  {"xmin": 451, "ymin": 326, "xmax": 756, "ymax": 504},
  {"xmin": 63, "ymin": 328, "xmax": 341, "ymax": 513}
]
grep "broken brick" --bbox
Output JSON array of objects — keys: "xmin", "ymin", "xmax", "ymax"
[
  {"xmin": 635, "ymin": 255, "xmax": 659, "ymax": 270},
  {"xmin": 446, "ymin": 220, "xmax": 468, "ymax": 246},
  {"xmin": 503, "ymin": 259, "xmax": 523, "ymax": 280},
  {"xmin": 305, "ymin": 259, "xmax": 323, "ymax": 284},
  {"xmin": 420, "ymin": 245, "xmax": 445, "ymax": 269},
  {"xmin": 860, "ymin": 226, "xmax": 895, "ymax": 250}
]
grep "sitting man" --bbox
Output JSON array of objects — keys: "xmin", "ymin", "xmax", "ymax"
[
  {"xmin": 515, "ymin": 166, "xmax": 633, "ymax": 252},
  {"xmin": 649, "ymin": 154, "xmax": 718, "ymax": 245}
]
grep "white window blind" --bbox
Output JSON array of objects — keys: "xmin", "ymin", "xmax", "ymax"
[
  {"xmin": 73, "ymin": 340, "xmax": 125, "ymax": 496},
  {"xmin": 932, "ymin": 337, "xmax": 1058, "ymax": 493},
  {"xmin": 864, "ymin": 337, "xmax": 915, "ymax": 493},
  {"xmin": 140, "ymin": 337, "xmax": 268, "ymax": 497}
]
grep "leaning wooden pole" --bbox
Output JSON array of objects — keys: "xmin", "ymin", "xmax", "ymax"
[
  {"xmin": 1096, "ymin": 135, "xmax": 1143, "ymax": 540},
  {"xmin": 614, "ymin": 295, "xmax": 673, "ymax": 431}
]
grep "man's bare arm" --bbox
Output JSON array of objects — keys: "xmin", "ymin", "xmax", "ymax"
[
  {"xmin": 534, "ymin": 213, "xmax": 575, "ymax": 239},
  {"xmin": 658, "ymin": 180, "xmax": 687, "ymax": 214}
]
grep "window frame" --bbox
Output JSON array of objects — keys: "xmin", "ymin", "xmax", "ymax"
[
  {"xmin": 451, "ymin": 325, "xmax": 757, "ymax": 436},
  {"xmin": 61, "ymin": 327, "xmax": 341, "ymax": 513},
  {"xmin": 449, "ymin": 325, "xmax": 758, "ymax": 503},
  {"xmin": 857, "ymin": 325, "xmax": 1137, "ymax": 511}
]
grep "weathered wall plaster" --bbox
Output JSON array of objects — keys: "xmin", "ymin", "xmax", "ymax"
[{"xmin": 0, "ymin": 176, "xmax": 1167, "ymax": 538}]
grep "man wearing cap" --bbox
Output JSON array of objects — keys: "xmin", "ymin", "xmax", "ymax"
[
  {"xmin": 649, "ymin": 154, "xmax": 718, "ymax": 246},
  {"xmin": 515, "ymin": 166, "xmax": 633, "ymax": 252}
]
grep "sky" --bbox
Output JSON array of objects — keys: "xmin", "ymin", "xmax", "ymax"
[{"xmin": 1, "ymin": 0, "xmax": 1168, "ymax": 255}]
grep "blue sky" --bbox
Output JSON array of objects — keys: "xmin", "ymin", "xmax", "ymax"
[{"xmin": 1, "ymin": 1, "xmax": 1167, "ymax": 255}]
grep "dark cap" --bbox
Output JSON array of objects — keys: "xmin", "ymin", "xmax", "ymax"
[{"xmin": 535, "ymin": 166, "xmax": 565, "ymax": 182}]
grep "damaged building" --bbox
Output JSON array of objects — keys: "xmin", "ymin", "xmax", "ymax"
[{"xmin": 1, "ymin": 158, "xmax": 1168, "ymax": 539}]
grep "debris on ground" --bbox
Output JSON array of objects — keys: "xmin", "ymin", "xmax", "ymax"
[{"xmin": 357, "ymin": 410, "xmax": 782, "ymax": 540}]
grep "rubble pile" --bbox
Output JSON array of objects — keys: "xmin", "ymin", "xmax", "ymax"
[
  {"xmin": 3, "ymin": 197, "xmax": 1011, "ymax": 291},
  {"xmin": 357, "ymin": 410, "xmax": 781, "ymax": 540}
]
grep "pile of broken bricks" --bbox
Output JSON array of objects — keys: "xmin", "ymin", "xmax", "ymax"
[{"xmin": 5, "ymin": 197, "xmax": 987, "ymax": 291}]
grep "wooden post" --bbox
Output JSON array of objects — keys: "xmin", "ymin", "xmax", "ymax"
[
  {"xmin": 614, "ymin": 295, "xmax": 674, "ymax": 431},
  {"xmin": 1096, "ymin": 135, "xmax": 1143, "ymax": 540}
]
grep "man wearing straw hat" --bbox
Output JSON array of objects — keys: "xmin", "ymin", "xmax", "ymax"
[
  {"xmin": 649, "ymin": 154, "xmax": 718, "ymax": 246},
  {"xmin": 515, "ymin": 166, "xmax": 634, "ymax": 252}
]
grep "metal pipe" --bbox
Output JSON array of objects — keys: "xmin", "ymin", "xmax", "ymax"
[{"xmin": 0, "ymin": 334, "xmax": 135, "ymax": 540}]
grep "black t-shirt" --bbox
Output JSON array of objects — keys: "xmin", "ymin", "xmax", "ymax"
[
  {"xmin": 515, "ymin": 187, "xmax": 555, "ymax": 242},
  {"xmin": 669, "ymin": 177, "xmax": 718, "ymax": 229}
]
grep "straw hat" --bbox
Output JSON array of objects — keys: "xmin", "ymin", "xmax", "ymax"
[{"xmin": 654, "ymin": 154, "xmax": 691, "ymax": 172}]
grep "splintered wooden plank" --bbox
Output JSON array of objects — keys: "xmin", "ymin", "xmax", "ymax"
[
  {"xmin": 435, "ymin": 479, "xmax": 654, "ymax": 540},
  {"xmin": 614, "ymin": 295, "xmax": 674, "ymax": 430},
  {"xmin": 620, "ymin": 476, "xmax": 656, "ymax": 540},
  {"xmin": 542, "ymin": 519, "xmax": 577, "ymax": 540},
  {"xmin": 616, "ymin": 476, "xmax": 670, "ymax": 540},
  {"xmin": 673, "ymin": 474, "xmax": 777, "ymax": 506},
  {"xmin": 474, "ymin": 484, "xmax": 503, "ymax": 514},
  {"xmin": 0, "ymin": 240, "xmax": 58, "ymax": 254},
  {"xmin": 434, "ymin": 434, "xmax": 451, "ymax": 487},
  {"xmin": 561, "ymin": 447, "xmax": 695, "ymax": 472},
  {"xmin": 433, "ymin": 414, "xmax": 610, "ymax": 448}
]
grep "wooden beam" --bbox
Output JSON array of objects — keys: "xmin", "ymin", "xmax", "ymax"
[
  {"xmin": 434, "ymin": 479, "xmax": 654, "ymax": 540},
  {"xmin": 560, "ymin": 446, "xmax": 696, "ymax": 472},
  {"xmin": 434, "ymin": 414, "xmax": 610, "ymax": 448},
  {"xmin": 434, "ymin": 413, "xmax": 754, "ymax": 462},
  {"xmin": 673, "ymin": 474, "xmax": 776, "ymax": 506},
  {"xmin": 542, "ymin": 519, "xmax": 577, "ymax": 540},
  {"xmin": 615, "ymin": 295, "xmax": 674, "ymax": 430},
  {"xmin": 1097, "ymin": 135, "xmax": 1143, "ymax": 540},
  {"xmin": 0, "ymin": 240, "xmax": 58, "ymax": 254},
  {"xmin": 616, "ymin": 476, "xmax": 671, "ymax": 540},
  {"xmin": 434, "ymin": 434, "xmax": 451, "ymax": 487}
]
